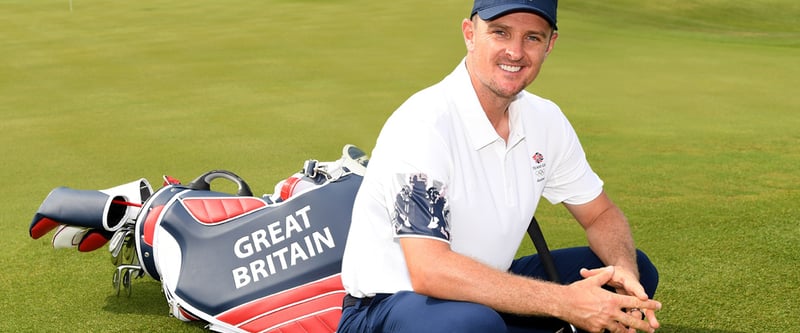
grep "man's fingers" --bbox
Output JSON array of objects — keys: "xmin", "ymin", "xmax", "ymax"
[
  {"xmin": 580, "ymin": 266, "xmax": 615, "ymax": 285},
  {"xmin": 620, "ymin": 296, "xmax": 661, "ymax": 312},
  {"xmin": 628, "ymin": 308, "xmax": 644, "ymax": 320},
  {"xmin": 620, "ymin": 309, "xmax": 642, "ymax": 333},
  {"xmin": 615, "ymin": 310, "xmax": 655, "ymax": 333},
  {"xmin": 582, "ymin": 266, "xmax": 647, "ymax": 299},
  {"xmin": 644, "ymin": 308, "xmax": 661, "ymax": 329},
  {"xmin": 617, "ymin": 301, "xmax": 661, "ymax": 332},
  {"xmin": 625, "ymin": 281, "xmax": 649, "ymax": 301},
  {"xmin": 579, "ymin": 266, "xmax": 611, "ymax": 279}
]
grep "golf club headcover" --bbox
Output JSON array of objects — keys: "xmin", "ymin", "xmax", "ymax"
[
  {"xmin": 99, "ymin": 178, "xmax": 153, "ymax": 211},
  {"xmin": 30, "ymin": 187, "xmax": 116, "ymax": 240},
  {"xmin": 77, "ymin": 228, "xmax": 115, "ymax": 252},
  {"xmin": 29, "ymin": 179, "xmax": 152, "ymax": 251},
  {"xmin": 51, "ymin": 225, "xmax": 88, "ymax": 249},
  {"xmin": 50, "ymin": 225, "xmax": 115, "ymax": 252}
]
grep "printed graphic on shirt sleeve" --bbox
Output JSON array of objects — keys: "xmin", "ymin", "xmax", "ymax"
[{"xmin": 391, "ymin": 173, "xmax": 450, "ymax": 241}]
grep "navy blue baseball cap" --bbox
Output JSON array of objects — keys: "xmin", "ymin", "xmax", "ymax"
[{"xmin": 471, "ymin": 0, "xmax": 558, "ymax": 29}]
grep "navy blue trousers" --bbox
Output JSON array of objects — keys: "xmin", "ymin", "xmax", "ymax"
[{"xmin": 337, "ymin": 247, "xmax": 658, "ymax": 333}]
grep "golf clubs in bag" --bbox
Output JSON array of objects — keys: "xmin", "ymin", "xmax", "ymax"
[{"xmin": 28, "ymin": 144, "xmax": 369, "ymax": 333}]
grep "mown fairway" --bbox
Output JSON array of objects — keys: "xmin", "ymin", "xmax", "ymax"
[{"xmin": 1, "ymin": 1, "xmax": 798, "ymax": 332}]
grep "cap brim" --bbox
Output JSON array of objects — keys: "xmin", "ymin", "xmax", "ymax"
[{"xmin": 477, "ymin": 5, "xmax": 557, "ymax": 29}]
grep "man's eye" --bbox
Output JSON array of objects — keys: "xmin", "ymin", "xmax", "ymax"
[{"xmin": 527, "ymin": 35, "xmax": 541, "ymax": 42}]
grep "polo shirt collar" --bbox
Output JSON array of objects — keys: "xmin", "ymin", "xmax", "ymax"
[{"xmin": 446, "ymin": 58, "xmax": 526, "ymax": 151}]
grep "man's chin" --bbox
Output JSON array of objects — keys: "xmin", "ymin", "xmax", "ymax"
[{"xmin": 490, "ymin": 85, "xmax": 525, "ymax": 99}]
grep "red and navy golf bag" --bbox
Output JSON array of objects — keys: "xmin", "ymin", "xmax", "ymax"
[{"xmin": 29, "ymin": 145, "xmax": 369, "ymax": 333}]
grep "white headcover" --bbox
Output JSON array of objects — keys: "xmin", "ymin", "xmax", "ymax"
[
  {"xmin": 98, "ymin": 178, "xmax": 153, "ymax": 232},
  {"xmin": 51, "ymin": 225, "xmax": 88, "ymax": 249}
]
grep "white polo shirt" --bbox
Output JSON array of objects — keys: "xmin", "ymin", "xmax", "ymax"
[{"xmin": 341, "ymin": 59, "xmax": 603, "ymax": 298}]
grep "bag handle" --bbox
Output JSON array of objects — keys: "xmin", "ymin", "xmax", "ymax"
[{"xmin": 187, "ymin": 170, "xmax": 253, "ymax": 197}]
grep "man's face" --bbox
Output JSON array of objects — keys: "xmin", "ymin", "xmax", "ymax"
[{"xmin": 463, "ymin": 12, "xmax": 557, "ymax": 101}]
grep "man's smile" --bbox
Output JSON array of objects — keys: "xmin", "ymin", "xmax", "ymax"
[{"xmin": 499, "ymin": 64, "xmax": 522, "ymax": 73}]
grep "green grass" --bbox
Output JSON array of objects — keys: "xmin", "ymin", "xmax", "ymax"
[{"xmin": 1, "ymin": 0, "xmax": 798, "ymax": 332}]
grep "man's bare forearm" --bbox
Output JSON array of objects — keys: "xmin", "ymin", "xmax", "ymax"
[
  {"xmin": 566, "ymin": 191, "xmax": 639, "ymax": 277},
  {"xmin": 400, "ymin": 237, "xmax": 567, "ymax": 317},
  {"xmin": 584, "ymin": 204, "xmax": 639, "ymax": 278}
]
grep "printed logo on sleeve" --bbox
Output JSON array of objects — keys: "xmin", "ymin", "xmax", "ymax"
[{"xmin": 392, "ymin": 173, "xmax": 450, "ymax": 241}]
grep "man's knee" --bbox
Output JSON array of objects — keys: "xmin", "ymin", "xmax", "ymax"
[
  {"xmin": 386, "ymin": 292, "xmax": 506, "ymax": 332},
  {"xmin": 427, "ymin": 301, "xmax": 506, "ymax": 332},
  {"xmin": 636, "ymin": 249, "xmax": 659, "ymax": 298}
]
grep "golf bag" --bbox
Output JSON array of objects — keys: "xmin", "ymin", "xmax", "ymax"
[{"xmin": 29, "ymin": 145, "xmax": 369, "ymax": 333}]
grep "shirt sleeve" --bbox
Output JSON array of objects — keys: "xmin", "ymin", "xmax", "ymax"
[
  {"xmin": 541, "ymin": 112, "xmax": 604, "ymax": 205},
  {"xmin": 370, "ymin": 109, "xmax": 453, "ymax": 242}
]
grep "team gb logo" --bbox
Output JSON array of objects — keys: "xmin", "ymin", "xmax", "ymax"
[{"xmin": 532, "ymin": 152, "xmax": 544, "ymax": 164}]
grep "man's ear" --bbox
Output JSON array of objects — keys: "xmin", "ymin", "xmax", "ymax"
[
  {"xmin": 545, "ymin": 31, "xmax": 559, "ymax": 57},
  {"xmin": 462, "ymin": 18, "xmax": 475, "ymax": 51}
]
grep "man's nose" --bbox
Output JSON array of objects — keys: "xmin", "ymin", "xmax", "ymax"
[{"xmin": 504, "ymin": 40, "xmax": 524, "ymax": 60}]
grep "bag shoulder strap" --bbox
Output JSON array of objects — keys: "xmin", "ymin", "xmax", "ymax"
[
  {"xmin": 526, "ymin": 216, "xmax": 561, "ymax": 283},
  {"xmin": 526, "ymin": 216, "xmax": 578, "ymax": 333}
]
